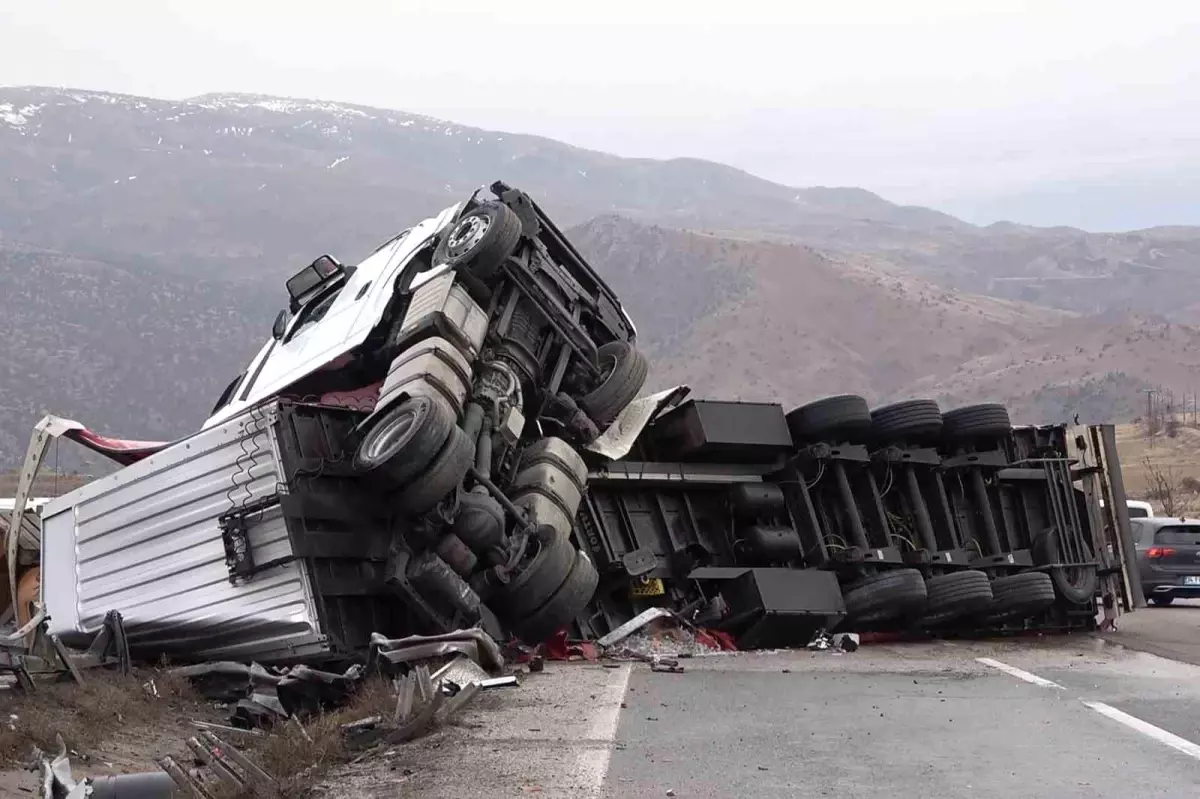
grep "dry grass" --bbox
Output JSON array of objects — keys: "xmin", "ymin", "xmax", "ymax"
[
  {"xmin": 0, "ymin": 659, "xmax": 417, "ymax": 798},
  {"xmin": 1115, "ymin": 422, "xmax": 1200, "ymax": 510},
  {"xmin": 0, "ymin": 667, "xmax": 405, "ymax": 799},
  {"xmin": 234, "ymin": 677, "xmax": 401, "ymax": 799},
  {"xmin": 0, "ymin": 666, "xmax": 206, "ymax": 764},
  {"xmin": 0, "ymin": 470, "xmax": 91, "ymax": 497}
]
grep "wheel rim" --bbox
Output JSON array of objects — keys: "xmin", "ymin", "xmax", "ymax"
[
  {"xmin": 1060, "ymin": 566, "xmax": 1088, "ymax": 589},
  {"xmin": 595, "ymin": 352, "xmax": 617, "ymax": 385},
  {"xmin": 447, "ymin": 214, "xmax": 490, "ymax": 256},
  {"xmin": 363, "ymin": 406, "xmax": 418, "ymax": 462}
]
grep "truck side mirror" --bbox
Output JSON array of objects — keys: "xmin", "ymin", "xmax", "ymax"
[{"xmin": 272, "ymin": 310, "xmax": 290, "ymax": 341}]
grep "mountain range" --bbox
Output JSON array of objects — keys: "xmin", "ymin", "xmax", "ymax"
[{"xmin": 2, "ymin": 85, "xmax": 1198, "ymax": 467}]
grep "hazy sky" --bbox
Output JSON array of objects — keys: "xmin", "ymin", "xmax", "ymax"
[{"xmin": 3, "ymin": 1, "xmax": 1198, "ymax": 228}]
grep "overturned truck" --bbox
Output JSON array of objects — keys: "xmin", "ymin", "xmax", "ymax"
[{"xmin": 4, "ymin": 183, "xmax": 1127, "ymax": 663}]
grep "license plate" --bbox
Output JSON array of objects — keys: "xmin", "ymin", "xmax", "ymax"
[
  {"xmin": 631, "ymin": 577, "xmax": 665, "ymax": 597},
  {"xmin": 1184, "ymin": 576, "xmax": 1200, "ymax": 586}
]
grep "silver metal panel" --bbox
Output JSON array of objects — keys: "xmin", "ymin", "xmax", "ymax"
[
  {"xmin": 399, "ymin": 273, "xmax": 488, "ymax": 356},
  {"xmin": 41, "ymin": 405, "xmax": 329, "ymax": 663}
]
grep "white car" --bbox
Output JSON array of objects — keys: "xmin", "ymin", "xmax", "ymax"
[{"xmin": 1099, "ymin": 498, "xmax": 1155, "ymax": 519}]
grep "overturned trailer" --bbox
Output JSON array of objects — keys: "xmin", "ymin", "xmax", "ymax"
[{"xmin": 574, "ymin": 396, "xmax": 1134, "ymax": 644}]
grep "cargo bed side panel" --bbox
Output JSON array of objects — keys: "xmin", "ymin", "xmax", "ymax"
[{"xmin": 40, "ymin": 407, "xmax": 327, "ymax": 663}]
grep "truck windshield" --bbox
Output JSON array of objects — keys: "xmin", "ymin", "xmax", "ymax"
[
  {"xmin": 209, "ymin": 372, "xmax": 245, "ymax": 415},
  {"xmin": 287, "ymin": 284, "xmax": 343, "ymax": 340}
]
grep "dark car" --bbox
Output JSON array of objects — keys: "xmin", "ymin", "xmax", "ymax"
[{"xmin": 1133, "ymin": 517, "xmax": 1200, "ymax": 605}]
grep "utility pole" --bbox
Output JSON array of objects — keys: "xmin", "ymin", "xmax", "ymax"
[{"xmin": 1145, "ymin": 388, "xmax": 1158, "ymax": 447}]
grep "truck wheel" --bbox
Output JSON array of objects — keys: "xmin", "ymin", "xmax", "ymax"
[
  {"xmin": 395, "ymin": 425, "xmax": 475, "ymax": 515},
  {"xmin": 942, "ymin": 404, "xmax": 1012, "ymax": 443},
  {"xmin": 438, "ymin": 201, "xmax": 522, "ymax": 281},
  {"xmin": 499, "ymin": 526, "xmax": 575, "ymax": 618},
  {"xmin": 354, "ymin": 396, "xmax": 456, "ymax": 490},
  {"xmin": 579, "ymin": 341, "xmax": 649, "ymax": 426},
  {"xmin": 510, "ymin": 550, "xmax": 599, "ymax": 644},
  {"xmin": 919, "ymin": 570, "xmax": 993, "ymax": 627},
  {"xmin": 1031, "ymin": 527, "xmax": 1098, "ymax": 605},
  {"xmin": 1049, "ymin": 565, "xmax": 1098, "ymax": 605},
  {"xmin": 983, "ymin": 572, "xmax": 1056, "ymax": 623},
  {"xmin": 869, "ymin": 400, "xmax": 943, "ymax": 445},
  {"xmin": 843, "ymin": 568, "xmax": 928, "ymax": 624},
  {"xmin": 786, "ymin": 395, "xmax": 872, "ymax": 444}
]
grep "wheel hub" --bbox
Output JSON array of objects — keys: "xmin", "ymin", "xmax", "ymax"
[
  {"xmin": 448, "ymin": 214, "xmax": 490, "ymax": 255},
  {"xmin": 364, "ymin": 407, "xmax": 417, "ymax": 460}
]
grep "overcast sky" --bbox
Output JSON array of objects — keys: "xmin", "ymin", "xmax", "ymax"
[{"xmin": 3, "ymin": 1, "xmax": 1198, "ymax": 228}]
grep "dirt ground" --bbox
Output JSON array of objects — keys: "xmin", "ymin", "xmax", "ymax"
[
  {"xmin": 0, "ymin": 470, "xmax": 90, "ymax": 498},
  {"xmin": 0, "ymin": 665, "xmax": 447, "ymax": 797},
  {"xmin": 1114, "ymin": 422, "xmax": 1200, "ymax": 509},
  {"xmin": 0, "ymin": 666, "xmax": 226, "ymax": 794}
]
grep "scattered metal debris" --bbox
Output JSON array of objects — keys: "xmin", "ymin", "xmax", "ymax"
[
  {"xmin": 807, "ymin": 629, "xmax": 860, "ymax": 653},
  {"xmin": 189, "ymin": 720, "xmax": 263, "ymax": 738},
  {"xmin": 599, "ymin": 608, "xmax": 732, "ymax": 662},
  {"xmin": 0, "ymin": 637, "xmax": 35, "ymax": 693},
  {"xmin": 174, "ymin": 658, "xmax": 367, "ymax": 728},
  {"xmin": 834, "ymin": 632, "xmax": 860, "ymax": 653},
  {"xmin": 159, "ymin": 731, "xmax": 278, "ymax": 797},
  {"xmin": 33, "ymin": 730, "xmax": 273, "ymax": 799},
  {"xmin": 366, "ymin": 629, "xmax": 505, "ymax": 676},
  {"xmin": 649, "ymin": 656, "xmax": 685, "ymax": 674},
  {"xmin": 597, "ymin": 608, "xmax": 675, "ymax": 649}
]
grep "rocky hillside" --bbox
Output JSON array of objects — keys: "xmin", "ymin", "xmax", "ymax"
[
  {"xmin": 0, "ymin": 86, "xmax": 962, "ymax": 284},
  {"xmin": 574, "ymin": 219, "xmax": 1200, "ymax": 424},
  {"xmin": 0, "ymin": 241, "xmax": 270, "ymax": 463},
  {"xmin": 2, "ymin": 85, "xmax": 1200, "ymax": 465}
]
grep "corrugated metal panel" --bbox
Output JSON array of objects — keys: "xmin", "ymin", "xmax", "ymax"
[{"xmin": 41, "ymin": 405, "xmax": 329, "ymax": 663}]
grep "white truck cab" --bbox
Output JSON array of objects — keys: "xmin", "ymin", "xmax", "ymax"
[{"xmin": 204, "ymin": 202, "xmax": 464, "ymax": 429}]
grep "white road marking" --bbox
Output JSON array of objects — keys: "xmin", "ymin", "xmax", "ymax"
[
  {"xmin": 976, "ymin": 657, "xmax": 1065, "ymax": 689},
  {"xmin": 975, "ymin": 656, "xmax": 1200, "ymax": 763},
  {"xmin": 575, "ymin": 662, "xmax": 633, "ymax": 797},
  {"xmin": 1083, "ymin": 701, "xmax": 1200, "ymax": 761}
]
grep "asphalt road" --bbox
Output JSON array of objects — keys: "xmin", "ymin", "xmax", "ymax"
[
  {"xmin": 603, "ymin": 640, "xmax": 1200, "ymax": 798},
  {"xmin": 1105, "ymin": 597, "xmax": 1200, "ymax": 666},
  {"xmin": 357, "ymin": 631, "xmax": 1200, "ymax": 799}
]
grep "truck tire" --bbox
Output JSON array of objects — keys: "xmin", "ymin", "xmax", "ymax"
[
  {"xmin": 983, "ymin": 572, "xmax": 1056, "ymax": 623},
  {"xmin": 499, "ymin": 526, "xmax": 575, "ymax": 618},
  {"xmin": 1031, "ymin": 527, "xmax": 1098, "ymax": 605},
  {"xmin": 843, "ymin": 568, "xmax": 928, "ymax": 624},
  {"xmin": 354, "ymin": 395, "xmax": 456, "ymax": 490},
  {"xmin": 395, "ymin": 425, "xmax": 475, "ymax": 515},
  {"xmin": 1049, "ymin": 565, "xmax": 1098, "ymax": 605},
  {"xmin": 942, "ymin": 404, "xmax": 1012, "ymax": 442},
  {"xmin": 870, "ymin": 400, "xmax": 943, "ymax": 445},
  {"xmin": 510, "ymin": 550, "xmax": 599, "ymax": 644},
  {"xmin": 438, "ymin": 201, "xmax": 522, "ymax": 281},
  {"xmin": 579, "ymin": 341, "xmax": 649, "ymax": 426},
  {"xmin": 919, "ymin": 570, "xmax": 994, "ymax": 627},
  {"xmin": 786, "ymin": 395, "xmax": 872, "ymax": 444}
]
